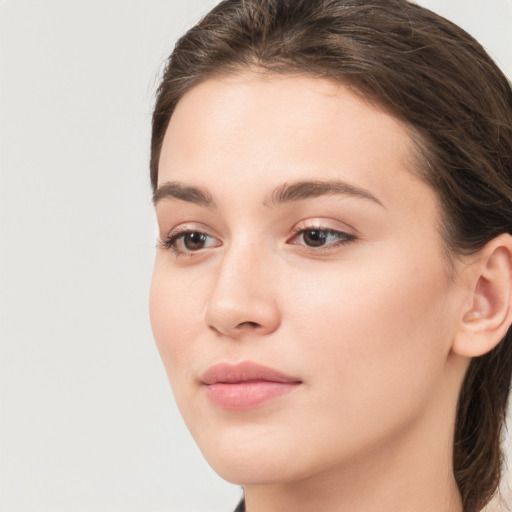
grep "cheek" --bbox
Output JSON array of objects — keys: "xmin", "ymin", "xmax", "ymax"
[
  {"xmin": 287, "ymin": 250, "xmax": 454, "ymax": 419},
  {"xmin": 149, "ymin": 259, "xmax": 206, "ymax": 386}
]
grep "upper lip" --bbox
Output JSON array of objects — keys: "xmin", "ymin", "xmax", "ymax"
[{"xmin": 201, "ymin": 361, "xmax": 301, "ymax": 385}]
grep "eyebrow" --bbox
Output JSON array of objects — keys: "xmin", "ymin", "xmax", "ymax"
[
  {"xmin": 153, "ymin": 179, "xmax": 384, "ymax": 209},
  {"xmin": 153, "ymin": 181, "xmax": 216, "ymax": 208},
  {"xmin": 264, "ymin": 180, "xmax": 384, "ymax": 208}
]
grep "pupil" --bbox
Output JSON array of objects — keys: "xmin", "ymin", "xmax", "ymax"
[
  {"xmin": 304, "ymin": 229, "xmax": 326, "ymax": 247},
  {"xmin": 184, "ymin": 232, "xmax": 206, "ymax": 250}
]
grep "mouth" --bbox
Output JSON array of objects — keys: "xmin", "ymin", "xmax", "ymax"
[{"xmin": 201, "ymin": 361, "xmax": 302, "ymax": 410}]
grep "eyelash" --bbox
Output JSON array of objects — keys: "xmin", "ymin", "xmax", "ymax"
[
  {"xmin": 288, "ymin": 226, "xmax": 357, "ymax": 250},
  {"xmin": 159, "ymin": 227, "xmax": 219, "ymax": 257},
  {"xmin": 159, "ymin": 225, "xmax": 357, "ymax": 257}
]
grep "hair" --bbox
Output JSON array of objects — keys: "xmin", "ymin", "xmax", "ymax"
[{"xmin": 150, "ymin": 1, "xmax": 512, "ymax": 510}]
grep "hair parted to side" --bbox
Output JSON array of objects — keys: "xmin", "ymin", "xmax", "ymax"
[{"xmin": 150, "ymin": 1, "xmax": 512, "ymax": 510}]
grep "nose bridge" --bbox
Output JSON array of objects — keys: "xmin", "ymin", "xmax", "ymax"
[
  {"xmin": 217, "ymin": 235, "xmax": 261, "ymax": 293},
  {"xmin": 204, "ymin": 234, "xmax": 279, "ymax": 336}
]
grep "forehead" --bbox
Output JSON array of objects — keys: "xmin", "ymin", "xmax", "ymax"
[{"xmin": 158, "ymin": 72, "xmax": 433, "ymax": 212}]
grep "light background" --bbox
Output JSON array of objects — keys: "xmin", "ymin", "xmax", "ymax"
[{"xmin": 1, "ymin": 1, "xmax": 511, "ymax": 511}]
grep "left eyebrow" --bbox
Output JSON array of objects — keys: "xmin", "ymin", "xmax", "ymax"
[{"xmin": 264, "ymin": 180, "xmax": 385, "ymax": 208}]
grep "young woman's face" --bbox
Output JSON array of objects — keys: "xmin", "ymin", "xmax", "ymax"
[{"xmin": 150, "ymin": 73, "xmax": 467, "ymax": 486}]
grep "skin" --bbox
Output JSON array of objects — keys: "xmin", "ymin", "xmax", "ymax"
[{"xmin": 150, "ymin": 72, "xmax": 482, "ymax": 512}]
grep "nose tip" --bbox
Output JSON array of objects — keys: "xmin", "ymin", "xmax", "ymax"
[{"xmin": 205, "ymin": 298, "xmax": 280, "ymax": 338}]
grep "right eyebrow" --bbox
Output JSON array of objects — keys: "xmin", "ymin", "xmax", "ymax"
[{"xmin": 153, "ymin": 181, "xmax": 216, "ymax": 208}]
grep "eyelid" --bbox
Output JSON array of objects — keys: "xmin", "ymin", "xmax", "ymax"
[
  {"xmin": 161, "ymin": 222, "xmax": 218, "ymax": 240},
  {"xmin": 290, "ymin": 217, "xmax": 357, "ymax": 237}
]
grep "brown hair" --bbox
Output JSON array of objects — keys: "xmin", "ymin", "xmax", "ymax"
[{"xmin": 150, "ymin": 1, "xmax": 512, "ymax": 510}]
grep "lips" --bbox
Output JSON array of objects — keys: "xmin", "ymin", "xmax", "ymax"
[{"xmin": 201, "ymin": 361, "xmax": 302, "ymax": 409}]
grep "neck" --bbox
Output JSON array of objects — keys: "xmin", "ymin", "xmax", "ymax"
[
  {"xmin": 243, "ymin": 450, "xmax": 462, "ymax": 512},
  {"xmin": 243, "ymin": 439, "xmax": 462, "ymax": 512}
]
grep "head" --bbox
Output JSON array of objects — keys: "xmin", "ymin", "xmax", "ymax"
[{"xmin": 149, "ymin": 1, "xmax": 512, "ymax": 511}]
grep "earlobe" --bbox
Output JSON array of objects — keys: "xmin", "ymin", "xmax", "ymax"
[{"xmin": 453, "ymin": 234, "xmax": 512, "ymax": 358}]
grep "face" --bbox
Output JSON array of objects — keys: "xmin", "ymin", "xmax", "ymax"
[{"xmin": 150, "ymin": 73, "xmax": 466, "ymax": 486}]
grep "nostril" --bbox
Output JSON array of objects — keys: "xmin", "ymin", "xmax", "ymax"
[
  {"xmin": 207, "ymin": 321, "xmax": 260, "ymax": 335},
  {"xmin": 237, "ymin": 321, "xmax": 260, "ymax": 329}
]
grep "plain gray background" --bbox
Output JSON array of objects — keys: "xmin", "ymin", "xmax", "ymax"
[{"xmin": 1, "ymin": 1, "xmax": 511, "ymax": 511}]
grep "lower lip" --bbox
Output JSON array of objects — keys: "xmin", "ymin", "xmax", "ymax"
[{"xmin": 204, "ymin": 381, "xmax": 300, "ymax": 409}]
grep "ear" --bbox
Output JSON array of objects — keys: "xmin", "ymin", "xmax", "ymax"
[{"xmin": 452, "ymin": 234, "xmax": 512, "ymax": 358}]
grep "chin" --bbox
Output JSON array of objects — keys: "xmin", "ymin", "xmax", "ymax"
[
  {"xmin": 193, "ymin": 426, "xmax": 306, "ymax": 485},
  {"xmin": 209, "ymin": 455, "xmax": 299, "ymax": 486},
  {"xmin": 215, "ymin": 465, "xmax": 278, "ymax": 486}
]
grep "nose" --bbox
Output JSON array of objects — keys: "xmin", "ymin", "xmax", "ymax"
[{"xmin": 204, "ymin": 243, "xmax": 280, "ymax": 338}]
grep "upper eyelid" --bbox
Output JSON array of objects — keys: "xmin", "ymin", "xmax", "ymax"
[
  {"xmin": 164, "ymin": 222, "xmax": 219, "ymax": 238},
  {"xmin": 290, "ymin": 219, "xmax": 357, "ymax": 236},
  {"xmin": 288, "ymin": 227, "xmax": 356, "ymax": 241}
]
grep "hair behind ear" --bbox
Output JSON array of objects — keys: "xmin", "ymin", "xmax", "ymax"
[
  {"xmin": 453, "ymin": 234, "xmax": 512, "ymax": 512},
  {"xmin": 454, "ymin": 330, "xmax": 512, "ymax": 512}
]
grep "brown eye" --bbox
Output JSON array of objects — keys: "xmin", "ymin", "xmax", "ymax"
[
  {"xmin": 289, "ymin": 228, "xmax": 356, "ymax": 249},
  {"xmin": 183, "ymin": 232, "xmax": 209, "ymax": 250},
  {"xmin": 302, "ymin": 229, "xmax": 327, "ymax": 247},
  {"xmin": 163, "ymin": 229, "xmax": 221, "ymax": 255}
]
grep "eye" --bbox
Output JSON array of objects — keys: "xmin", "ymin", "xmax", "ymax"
[
  {"xmin": 289, "ymin": 227, "xmax": 356, "ymax": 249},
  {"xmin": 161, "ymin": 229, "xmax": 221, "ymax": 256}
]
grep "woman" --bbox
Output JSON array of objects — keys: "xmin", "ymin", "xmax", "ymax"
[{"xmin": 148, "ymin": 1, "xmax": 512, "ymax": 511}]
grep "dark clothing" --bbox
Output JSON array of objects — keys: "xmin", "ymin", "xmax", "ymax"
[{"xmin": 234, "ymin": 498, "xmax": 245, "ymax": 512}]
